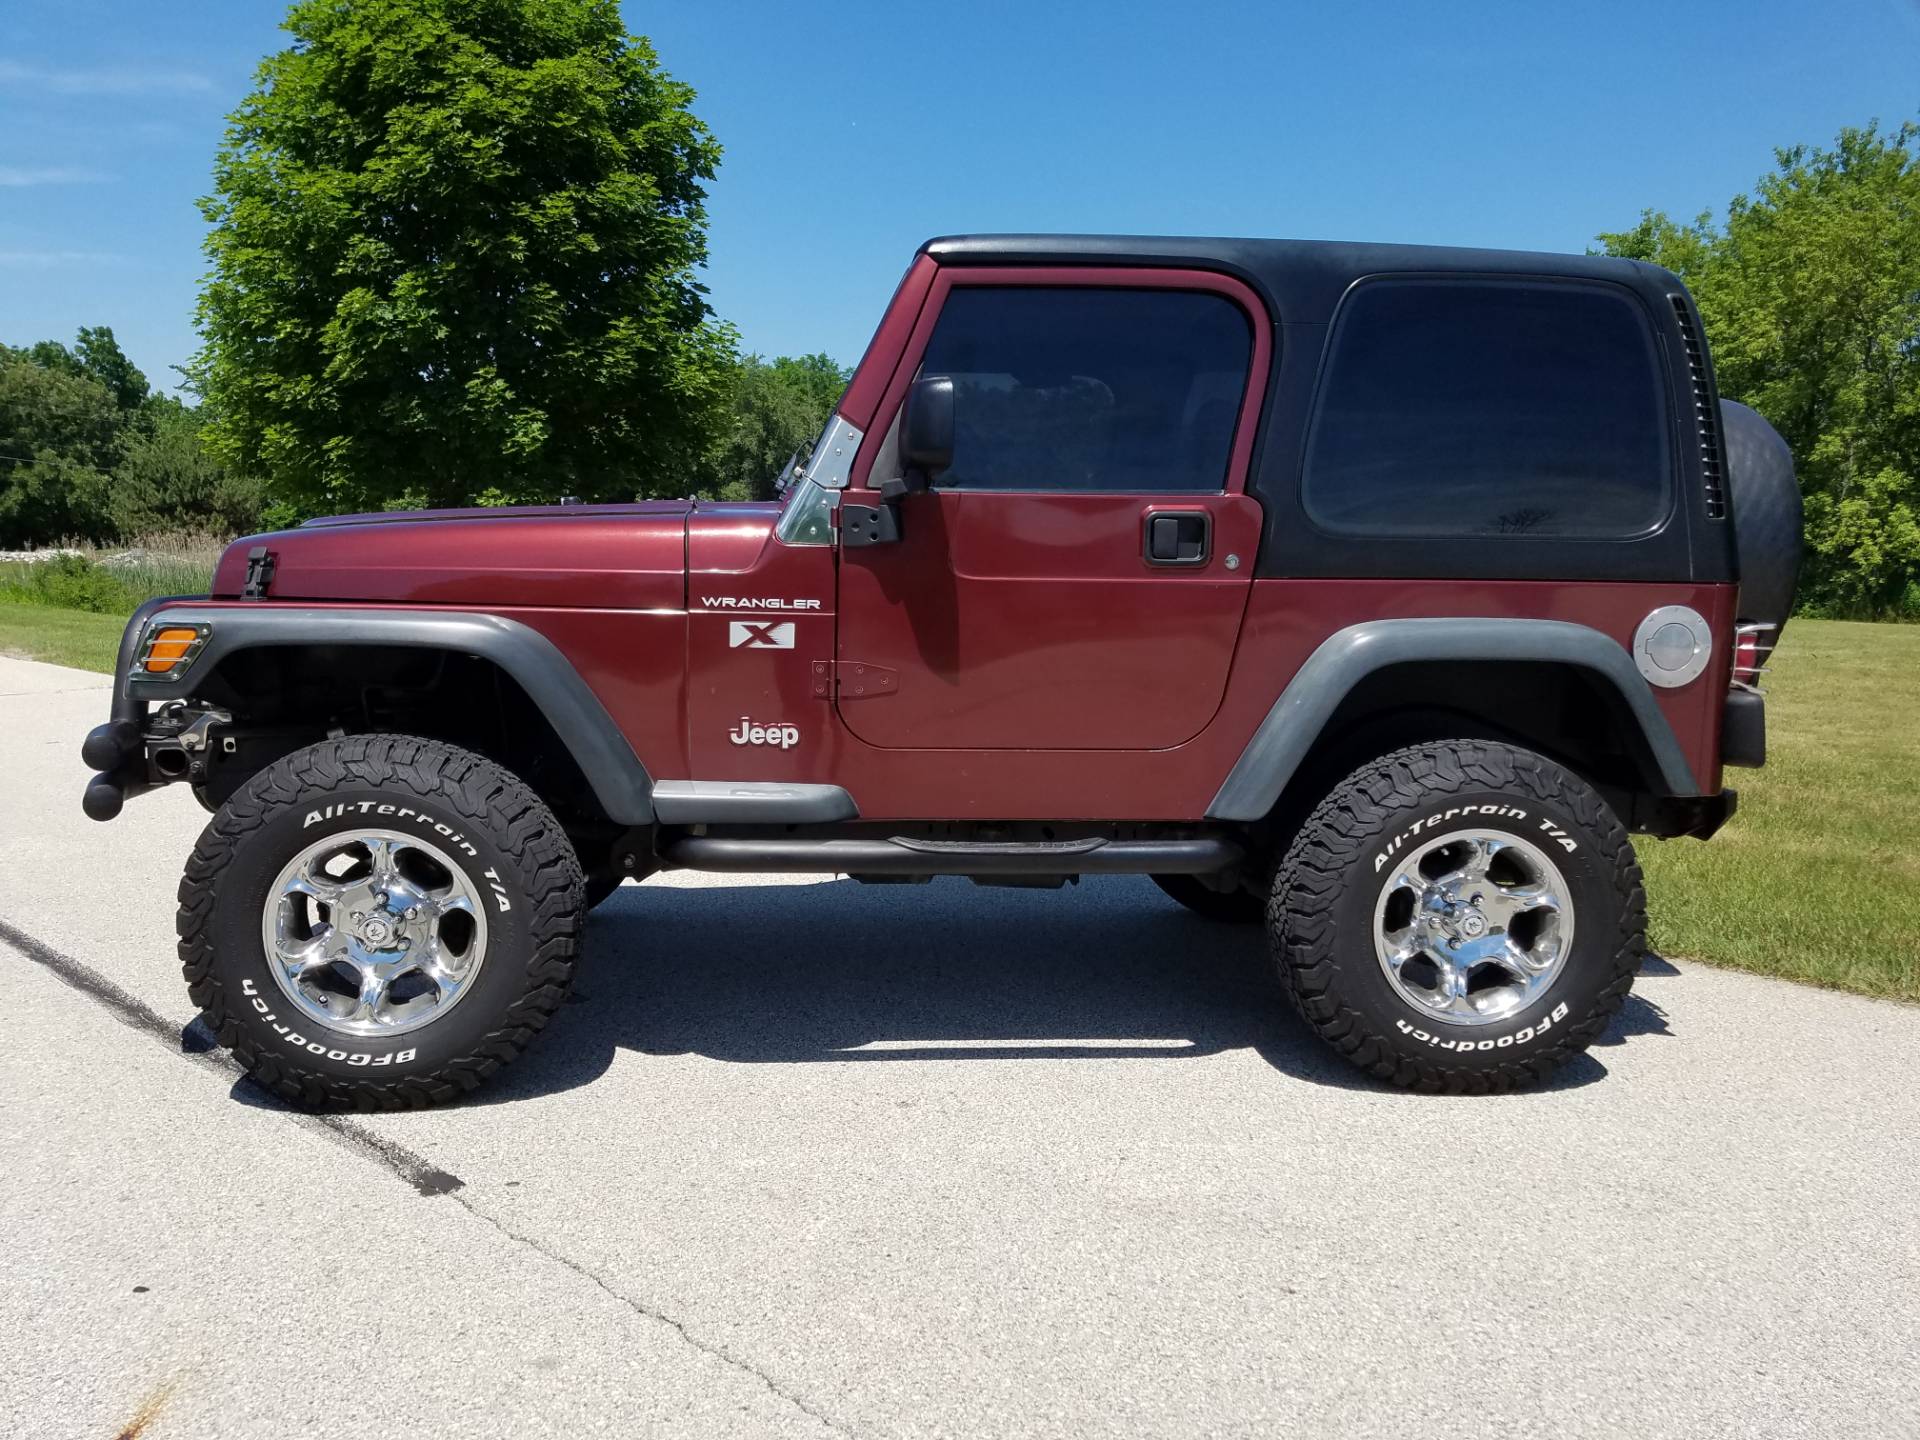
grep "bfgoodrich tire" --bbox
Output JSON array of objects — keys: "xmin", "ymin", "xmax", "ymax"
[
  {"xmin": 178, "ymin": 735, "xmax": 585, "ymax": 1109},
  {"xmin": 1721, "ymin": 399, "xmax": 1803, "ymax": 637},
  {"xmin": 1271, "ymin": 740, "xmax": 1643, "ymax": 1093}
]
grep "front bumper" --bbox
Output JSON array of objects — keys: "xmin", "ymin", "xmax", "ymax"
[{"xmin": 79, "ymin": 596, "xmax": 203, "ymax": 820}]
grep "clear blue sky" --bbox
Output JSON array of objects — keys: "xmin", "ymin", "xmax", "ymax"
[{"xmin": 3, "ymin": 0, "xmax": 1917, "ymax": 394}]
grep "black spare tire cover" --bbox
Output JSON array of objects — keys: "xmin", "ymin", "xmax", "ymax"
[{"xmin": 1721, "ymin": 399, "xmax": 1803, "ymax": 639}]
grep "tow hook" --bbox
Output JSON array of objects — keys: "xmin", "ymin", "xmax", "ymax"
[
  {"xmin": 175, "ymin": 707, "xmax": 233, "ymax": 753},
  {"xmin": 80, "ymin": 703, "xmax": 232, "ymax": 821},
  {"xmin": 147, "ymin": 703, "xmax": 233, "ymax": 782}
]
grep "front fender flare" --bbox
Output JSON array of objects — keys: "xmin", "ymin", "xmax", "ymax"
[
  {"xmin": 1206, "ymin": 618, "xmax": 1701, "ymax": 822},
  {"xmin": 115, "ymin": 602, "xmax": 654, "ymax": 825}
]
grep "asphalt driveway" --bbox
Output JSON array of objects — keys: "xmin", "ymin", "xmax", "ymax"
[{"xmin": 2, "ymin": 654, "xmax": 1916, "ymax": 1438}]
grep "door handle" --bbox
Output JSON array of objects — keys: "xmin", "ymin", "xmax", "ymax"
[{"xmin": 1145, "ymin": 511, "xmax": 1211, "ymax": 566}]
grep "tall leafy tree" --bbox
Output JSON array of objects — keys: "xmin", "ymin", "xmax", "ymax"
[
  {"xmin": 27, "ymin": 327, "xmax": 151, "ymax": 413},
  {"xmin": 1, "ymin": 328, "xmax": 262, "ymax": 546},
  {"xmin": 112, "ymin": 397, "xmax": 267, "ymax": 538},
  {"xmin": 0, "ymin": 345, "xmax": 122, "ymax": 546},
  {"xmin": 195, "ymin": 0, "xmax": 737, "ymax": 514},
  {"xmin": 1599, "ymin": 121, "xmax": 1920, "ymax": 615},
  {"xmin": 702, "ymin": 353, "xmax": 849, "ymax": 500}
]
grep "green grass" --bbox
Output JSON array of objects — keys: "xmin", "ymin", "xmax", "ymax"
[
  {"xmin": 1639, "ymin": 618, "xmax": 1919, "ymax": 1001},
  {"xmin": 1, "ymin": 600, "xmax": 1912, "ymax": 1000},
  {"xmin": 0, "ymin": 601, "xmax": 127, "ymax": 673}
]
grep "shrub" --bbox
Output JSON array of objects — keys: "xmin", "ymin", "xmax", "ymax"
[{"xmin": 0, "ymin": 553, "xmax": 135, "ymax": 614}]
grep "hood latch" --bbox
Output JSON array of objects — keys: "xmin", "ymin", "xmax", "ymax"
[{"xmin": 241, "ymin": 546, "xmax": 277, "ymax": 599}]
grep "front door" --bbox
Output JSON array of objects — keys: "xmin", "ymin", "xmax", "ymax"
[{"xmin": 835, "ymin": 272, "xmax": 1270, "ymax": 751}]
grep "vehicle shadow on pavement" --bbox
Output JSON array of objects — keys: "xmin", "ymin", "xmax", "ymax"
[{"xmin": 448, "ymin": 876, "xmax": 1673, "ymax": 1106}]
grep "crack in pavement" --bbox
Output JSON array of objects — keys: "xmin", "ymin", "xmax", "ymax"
[
  {"xmin": 0, "ymin": 912, "xmax": 857, "ymax": 1439},
  {"xmin": 442, "ymin": 1192, "xmax": 857, "ymax": 1438},
  {"xmin": 0, "ymin": 913, "xmax": 461, "ymax": 1195}
]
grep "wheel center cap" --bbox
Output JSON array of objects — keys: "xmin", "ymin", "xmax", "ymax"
[
  {"xmin": 360, "ymin": 914, "xmax": 396, "ymax": 947},
  {"xmin": 1457, "ymin": 910, "xmax": 1488, "ymax": 940}
]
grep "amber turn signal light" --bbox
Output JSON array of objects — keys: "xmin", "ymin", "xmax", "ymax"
[{"xmin": 141, "ymin": 626, "xmax": 202, "ymax": 674}]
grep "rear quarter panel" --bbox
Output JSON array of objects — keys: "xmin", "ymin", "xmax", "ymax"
[{"xmin": 1207, "ymin": 579, "xmax": 1734, "ymax": 800}]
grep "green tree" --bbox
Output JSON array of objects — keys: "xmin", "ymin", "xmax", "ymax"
[
  {"xmin": 195, "ymin": 0, "xmax": 737, "ymax": 515},
  {"xmin": 1599, "ymin": 121, "xmax": 1920, "ymax": 616},
  {"xmin": 701, "ymin": 353, "xmax": 849, "ymax": 500},
  {"xmin": 112, "ymin": 397, "xmax": 266, "ymax": 537},
  {"xmin": 1, "ymin": 328, "xmax": 261, "ymax": 546},
  {"xmin": 0, "ymin": 346, "xmax": 122, "ymax": 546},
  {"xmin": 26, "ymin": 327, "xmax": 151, "ymax": 413}
]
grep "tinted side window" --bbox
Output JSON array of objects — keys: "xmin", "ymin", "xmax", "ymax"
[
  {"xmin": 1303, "ymin": 280, "xmax": 1670, "ymax": 538},
  {"xmin": 915, "ymin": 287, "xmax": 1252, "ymax": 493}
]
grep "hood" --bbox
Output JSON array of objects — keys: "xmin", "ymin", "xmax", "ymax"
[
  {"xmin": 298, "ymin": 499, "xmax": 696, "ymax": 529},
  {"xmin": 211, "ymin": 500, "xmax": 700, "ymax": 609}
]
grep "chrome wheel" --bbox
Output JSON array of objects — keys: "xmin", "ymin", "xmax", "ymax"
[
  {"xmin": 260, "ymin": 829, "xmax": 489, "ymax": 1038},
  {"xmin": 1372, "ymin": 828, "xmax": 1574, "ymax": 1027}
]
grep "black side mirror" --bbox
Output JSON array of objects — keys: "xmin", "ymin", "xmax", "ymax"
[
  {"xmin": 851, "ymin": 376, "xmax": 954, "ymax": 543},
  {"xmin": 901, "ymin": 375, "xmax": 954, "ymax": 484}
]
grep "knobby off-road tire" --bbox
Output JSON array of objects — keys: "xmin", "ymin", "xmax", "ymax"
[
  {"xmin": 1152, "ymin": 873, "xmax": 1267, "ymax": 924},
  {"xmin": 1271, "ymin": 740, "xmax": 1643, "ymax": 1093},
  {"xmin": 1722, "ymin": 399, "xmax": 1803, "ymax": 639},
  {"xmin": 178, "ymin": 735, "xmax": 585, "ymax": 1109}
]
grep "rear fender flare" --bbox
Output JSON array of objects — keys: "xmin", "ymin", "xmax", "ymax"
[
  {"xmin": 115, "ymin": 603, "xmax": 654, "ymax": 824},
  {"xmin": 1206, "ymin": 618, "xmax": 1701, "ymax": 821}
]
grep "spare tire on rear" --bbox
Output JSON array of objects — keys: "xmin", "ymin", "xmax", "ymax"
[{"xmin": 1720, "ymin": 399, "xmax": 1803, "ymax": 649}]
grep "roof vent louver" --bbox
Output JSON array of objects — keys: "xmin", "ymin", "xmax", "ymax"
[{"xmin": 1669, "ymin": 295, "xmax": 1727, "ymax": 519}]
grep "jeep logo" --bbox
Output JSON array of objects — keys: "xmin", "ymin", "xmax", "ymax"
[{"xmin": 729, "ymin": 717, "xmax": 800, "ymax": 749}]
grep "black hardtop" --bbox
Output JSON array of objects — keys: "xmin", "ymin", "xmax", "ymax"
[
  {"xmin": 920, "ymin": 233, "xmax": 1684, "ymax": 326},
  {"xmin": 919, "ymin": 233, "xmax": 1733, "ymax": 586}
]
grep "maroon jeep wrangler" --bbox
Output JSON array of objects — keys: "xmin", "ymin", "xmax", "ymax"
[{"xmin": 82, "ymin": 235, "xmax": 1801, "ymax": 1106}]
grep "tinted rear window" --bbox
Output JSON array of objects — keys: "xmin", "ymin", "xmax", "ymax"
[
  {"xmin": 1303, "ymin": 279, "xmax": 1670, "ymax": 538},
  {"xmin": 917, "ymin": 287, "xmax": 1252, "ymax": 493}
]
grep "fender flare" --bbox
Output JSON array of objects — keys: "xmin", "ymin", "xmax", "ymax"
[
  {"xmin": 115, "ymin": 602, "xmax": 655, "ymax": 824},
  {"xmin": 1206, "ymin": 618, "xmax": 1701, "ymax": 821}
]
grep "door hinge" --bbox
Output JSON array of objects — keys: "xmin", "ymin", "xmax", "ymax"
[
  {"xmin": 810, "ymin": 659, "xmax": 899, "ymax": 701},
  {"xmin": 839, "ymin": 501, "xmax": 900, "ymax": 547}
]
